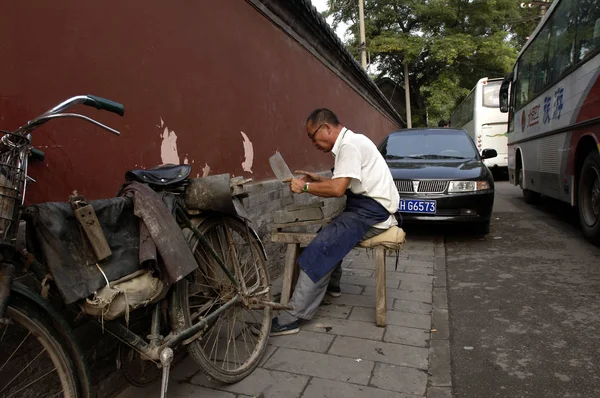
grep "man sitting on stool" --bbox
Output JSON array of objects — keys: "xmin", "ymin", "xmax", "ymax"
[{"xmin": 270, "ymin": 108, "xmax": 399, "ymax": 336}]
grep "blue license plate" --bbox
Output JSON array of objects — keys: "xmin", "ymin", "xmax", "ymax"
[{"xmin": 399, "ymin": 199, "xmax": 437, "ymax": 214}]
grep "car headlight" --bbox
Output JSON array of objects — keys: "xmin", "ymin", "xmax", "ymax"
[{"xmin": 448, "ymin": 180, "xmax": 490, "ymax": 192}]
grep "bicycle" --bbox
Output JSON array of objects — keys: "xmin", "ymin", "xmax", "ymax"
[{"xmin": 0, "ymin": 95, "xmax": 287, "ymax": 398}]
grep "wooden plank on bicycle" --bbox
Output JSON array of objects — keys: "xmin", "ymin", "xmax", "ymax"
[{"xmin": 74, "ymin": 204, "xmax": 112, "ymax": 261}]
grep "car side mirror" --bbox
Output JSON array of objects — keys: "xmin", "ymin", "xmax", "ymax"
[
  {"xmin": 499, "ymin": 72, "xmax": 513, "ymax": 113},
  {"xmin": 481, "ymin": 148, "xmax": 498, "ymax": 159}
]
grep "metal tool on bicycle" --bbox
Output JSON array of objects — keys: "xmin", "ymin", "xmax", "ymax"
[{"xmin": 0, "ymin": 95, "xmax": 289, "ymax": 398}]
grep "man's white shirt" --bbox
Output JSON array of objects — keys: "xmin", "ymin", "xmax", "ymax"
[{"xmin": 331, "ymin": 127, "xmax": 400, "ymax": 229}]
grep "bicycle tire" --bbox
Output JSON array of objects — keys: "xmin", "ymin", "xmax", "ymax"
[
  {"xmin": 172, "ymin": 215, "xmax": 272, "ymax": 383},
  {"xmin": 1, "ymin": 295, "xmax": 82, "ymax": 398}
]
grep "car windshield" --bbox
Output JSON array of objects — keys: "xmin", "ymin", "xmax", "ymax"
[{"xmin": 380, "ymin": 130, "xmax": 477, "ymax": 160}]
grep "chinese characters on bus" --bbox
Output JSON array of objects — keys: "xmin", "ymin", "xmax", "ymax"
[
  {"xmin": 543, "ymin": 87, "xmax": 564, "ymax": 124},
  {"xmin": 522, "ymin": 86, "xmax": 565, "ymax": 133}
]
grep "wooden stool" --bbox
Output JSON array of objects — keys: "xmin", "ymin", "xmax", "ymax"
[
  {"xmin": 356, "ymin": 226, "xmax": 406, "ymax": 326},
  {"xmin": 272, "ymin": 214, "xmax": 406, "ymax": 327}
]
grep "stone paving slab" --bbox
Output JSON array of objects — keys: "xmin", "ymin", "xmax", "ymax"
[
  {"xmin": 191, "ymin": 368, "xmax": 309, "ymax": 397},
  {"xmin": 328, "ymin": 336, "xmax": 429, "ymax": 369},
  {"xmin": 350, "ymin": 258, "xmax": 434, "ymax": 271},
  {"xmin": 323, "ymin": 293, "xmax": 379, "ymax": 308},
  {"xmin": 338, "ymin": 283, "xmax": 365, "ymax": 295},
  {"xmin": 428, "ymin": 340, "xmax": 452, "ymax": 387},
  {"xmin": 267, "ymin": 329, "xmax": 335, "ymax": 353},
  {"xmin": 117, "ymin": 381, "xmax": 237, "ymax": 398},
  {"xmin": 427, "ymin": 387, "xmax": 453, "ymax": 398},
  {"xmin": 393, "ymin": 298, "xmax": 433, "ymax": 315},
  {"xmin": 405, "ymin": 265, "xmax": 435, "ymax": 275},
  {"xmin": 264, "ymin": 347, "xmax": 375, "ymax": 385},
  {"xmin": 260, "ymin": 344, "xmax": 278, "ymax": 367},
  {"xmin": 349, "ymin": 306, "xmax": 431, "ymax": 330},
  {"xmin": 341, "ymin": 268, "xmax": 374, "ymax": 277},
  {"xmin": 303, "ymin": 316, "xmax": 385, "ymax": 340},
  {"xmin": 341, "ymin": 275, "xmax": 400, "ymax": 288},
  {"xmin": 431, "ymin": 309, "xmax": 449, "ymax": 340},
  {"xmin": 302, "ymin": 378, "xmax": 422, "ymax": 398},
  {"xmin": 433, "ymin": 287, "xmax": 448, "ymax": 309},
  {"xmin": 399, "ymin": 280, "xmax": 435, "ymax": 292},
  {"xmin": 363, "ymin": 285, "xmax": 433, "ymax": 303},
  {"xmin": 315, "ymin": 303, "xmax": 353, "ymax": 319},
  {"xmin": 384, "ymin": 324, "xmax": 430, "ymax": 347},
  {"xmin": 370, "ymin": 362, "xmax": 428, "ymax": 395},
  {"xmin": 387, "ymin": 272, "xmax": 434, "ymax": 283}
]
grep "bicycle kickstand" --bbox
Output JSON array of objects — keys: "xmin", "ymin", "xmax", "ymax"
[{"xmin": 159, "ymin": 347, "xmax": 174, "ymax": 398}]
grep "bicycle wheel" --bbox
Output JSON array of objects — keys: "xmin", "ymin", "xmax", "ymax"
[
  {"xmin": 172, "ymin": 215, "xmax": 272, "ymax": 383},
  {"xmin": 0, "ymin": 295, "xmax": 81, "ymax": 398}
]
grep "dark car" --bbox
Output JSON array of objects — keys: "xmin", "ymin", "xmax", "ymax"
[{"xmin": 378, "ymin": 128, "xmax": 497, "ymax": 234}]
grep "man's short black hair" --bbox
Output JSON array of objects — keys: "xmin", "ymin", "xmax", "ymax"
[
  {"xmin": 306, "ymin": 108, "xmax": 340, "ymax": 126},
  {"xmin": 438, "ymin": 119, "xmax": 447, "ymax": 127}
]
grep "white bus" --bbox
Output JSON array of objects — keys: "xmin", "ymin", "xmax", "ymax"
[
  {"xmin": 450, "ymin": 77, "xmax": 509, "ymax": 174},
  {"xmin": 498, "ymin": 0, "xmax": 600, "ymax": 244}
]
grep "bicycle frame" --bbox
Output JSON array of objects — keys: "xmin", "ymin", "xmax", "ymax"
[{"xmin": 0, "ymin": 95, "xmax": 289, "ymax": 398}]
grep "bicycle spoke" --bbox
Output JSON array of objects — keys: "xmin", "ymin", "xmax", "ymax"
[
  {"xmin": 181, "ymin": 216, "xmax": 272, "ymax": 381},
  {"xmin": 0, "ymin": 330, "xmax": 30, "ymax": 373},
  {"xmin": 222, "ymin": 310, "xmax": 233, "ymax": 370},
  {"xmin": 1, "ymin": 346, "xmax": 48, "ymax": 394},
  {"xmin": 1, "ymin": 321, "xmax": 9, "ymax": 342},
  {"xmin": 4, "ymin": 366, "xmax": 58, "ymax": 398}
]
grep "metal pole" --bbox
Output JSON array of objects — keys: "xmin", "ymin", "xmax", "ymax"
[
  {"xmin": 358, "ymin": 0, "xmax": 367, "ymax": 69},
  {"xmin": 404, "ymin": 62, "xmax": 412, "ymax": 128}
]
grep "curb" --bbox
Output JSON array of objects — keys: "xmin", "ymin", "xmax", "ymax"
[{"xmin": 427, "ymin": 236, "xmax": 452, "ymax": 398}]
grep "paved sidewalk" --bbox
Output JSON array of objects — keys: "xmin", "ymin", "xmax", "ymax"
[{"xmin": 118, "ymin": 236, "xmax": 450, "ymax": 398}]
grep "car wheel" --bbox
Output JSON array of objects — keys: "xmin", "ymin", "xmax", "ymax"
[
  {"xmin": 578, "ymin": 151, "xmax": 600, "ymax": 245},
  {"xmin": 472, "ymin": 221, "xmax": 490, "ymax": 235}
]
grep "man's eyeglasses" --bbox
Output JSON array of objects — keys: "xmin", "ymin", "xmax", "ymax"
[{"xmin": 308, "ymin": 123, "xmax": 325, "ymax": 142}]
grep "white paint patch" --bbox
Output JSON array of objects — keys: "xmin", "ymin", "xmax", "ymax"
[
  {"xmin": 202, "ymin": 163, "xmax": 211, "ymax": 177},
  {"xmin": 240, "ymin": 131, "xmax": 254, "ymax": 173},
  {"xmin": 160, "ymin": 125, "xmax": 180, "ymax": 165},
  {"xmin": 183, "ymin": 156, "xmax": 189, "ymax": 165}
]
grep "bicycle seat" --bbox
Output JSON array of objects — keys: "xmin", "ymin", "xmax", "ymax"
[{"xmin": 125, "ymin": 164, "xmax": 192, "ymax": 186}]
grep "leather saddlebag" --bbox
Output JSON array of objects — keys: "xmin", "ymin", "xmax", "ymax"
[{"xmin": 79, "ymin": 269, "xmax": 167, "ymax": 321}]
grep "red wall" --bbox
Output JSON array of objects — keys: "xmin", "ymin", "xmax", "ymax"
[{"xmin": 0, "ymin": 1, "xmax": 398, "ymax": 203}]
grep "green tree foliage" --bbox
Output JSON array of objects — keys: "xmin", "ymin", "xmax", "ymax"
[{"xmin": 323, "ymin": 0, "xmax": 542, "ymax": 126}]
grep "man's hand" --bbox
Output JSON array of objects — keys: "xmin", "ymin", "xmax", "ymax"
[
  {"xmin": 283, "ymin": 177, "xmax": 306, "ymax": 194},
  {"xmin": 294, "ymin": 170, "xmax": 321, "ymax": 182}
]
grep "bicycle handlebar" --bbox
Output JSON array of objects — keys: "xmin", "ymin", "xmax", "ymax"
[
  {"xmin": 30, "ymin": 147, "xmax": 45, "ymax": 161},
  {"xmin": 83, "ymin": 95, "xmax": 125, "ymax": 116},
  {"xmin": 11, "ymin": 94, "xmax": 124, "ymax": 137}
]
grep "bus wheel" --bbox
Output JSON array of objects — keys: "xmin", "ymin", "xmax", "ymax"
[
  {"xmin": 519, "ymin": 168, "xmax": 541, "ymax": 204},
  {"xmin": 578, "ymin": 151, "xmax": 600, "ymax": 245}
]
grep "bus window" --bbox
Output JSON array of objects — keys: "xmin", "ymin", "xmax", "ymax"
[
  {"xmin": 515, "ymin": 50, "xmax": 532, "ymax": 111},
  {"xmin": 482, "ymin": 81, "xmax": 501, "ymax": 108},
  {"xmin": 576, "ymin": 0, "xmax": 600, "ymax": 61},
  {"xmin": 530, "ymin": 24, "xmax": 551, "ymax": 97},
  {"xmin": 551, "ymin": 0, "xmax": 577, "ymax": 81}
]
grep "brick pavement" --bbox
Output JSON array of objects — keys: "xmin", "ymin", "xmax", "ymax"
[{"xmin": 117, "ymin": 236, "xmax": 451, "ymax": 398}]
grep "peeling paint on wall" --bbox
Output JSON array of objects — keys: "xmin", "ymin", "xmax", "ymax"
[
  {"xmin": 159, "ymin": 120, "xmax": 180, "ymax": 165},
  {"xmin": 202, "ymin": 163, "xmax": 211, "ymax": 177},
  {"xmin": 240, "ymin": 131, "xmax": 254, "ymax": 173}
]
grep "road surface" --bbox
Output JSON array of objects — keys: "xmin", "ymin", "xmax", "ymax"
[{"xmin": 446, "ymin": 181, "xmax": 600, "ymax": 397}]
